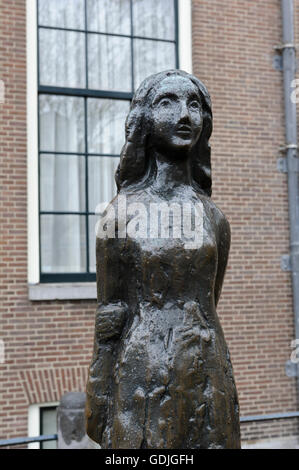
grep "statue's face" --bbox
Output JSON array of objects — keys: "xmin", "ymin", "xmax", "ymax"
[{"xmin": 150, "ymin": 75, "xmax": 203, "ymax": 154}]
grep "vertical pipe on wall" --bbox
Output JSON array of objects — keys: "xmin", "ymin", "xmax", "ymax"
[{"xmin": 281, "ymin": 0, "xmax": 299, "ymax": 386}]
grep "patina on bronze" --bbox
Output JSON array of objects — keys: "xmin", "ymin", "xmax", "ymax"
[{"xmin": 86, "ymin": 70, "xmax": 240, "ymax": 449}]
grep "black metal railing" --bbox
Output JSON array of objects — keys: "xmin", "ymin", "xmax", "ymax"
[{"xmin": 0, "ymin": 434, "xmax": 57, "ymax": 447}]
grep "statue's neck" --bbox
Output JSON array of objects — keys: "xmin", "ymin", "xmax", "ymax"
[{"xmin": 151, "ymin": 149, "xmax": 193, "ymax": 194}]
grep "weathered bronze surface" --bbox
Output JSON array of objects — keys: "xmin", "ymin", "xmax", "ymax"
[{"xmin": 86, "ymin": 70, "xmax": 240, "ymax": 449}]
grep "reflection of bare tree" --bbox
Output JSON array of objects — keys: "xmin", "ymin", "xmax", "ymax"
[
  {"xmin": 132, "ymin": 0, "xmax": 177, "ymax": 87},
  {"xmin": 39, "ymin": 95, "xmax": 85, "ymax": 153},
  {"xmin": 41, "ymin": 154, "xmax": 85, "ymax": 212},
  {"xmin": 39, "ymin": 0, "xmax": 86, "ymax": 88},
  {"xmin": 88, "ymin": 99, "xmax": 129, "ymax": 155},
  {"xmin": 88, "ymin": 35, "xmax": 131, "ymax": 92},
  {"xmin": 39, "ymin": 0, "xmax": 176, "ymax": 92},
  {"xmin": 88, "ymin": 156, "xmax": 119, "ymax": 209},
  {"xmin": 39, "ymin": 29, "xmax": 86, "ymax": 88},
  {"xmin": 39, "ymin": 0, "xmax": 85, "ymax": 29},
  {"xmin": 132, "ymin": 0, "xmax": 175, "ymax": 40},
  {"xmin": 41, "ymin": 214, "xmax": 86, "ymax": 273},
  {"xmin": 87, "ymin": 0, "xmax": 132, "ymax": 93},
  {"xmin": 134, "ymin": 39, "xmax": 176, "ymax": 89},
  {"xmin": 87, "ymin": 0, "xmax": 130, "ymax": 34}
]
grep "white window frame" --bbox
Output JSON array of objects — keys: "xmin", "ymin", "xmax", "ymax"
[
  {"xmin": 27, "ymin": 0, "xmax": 192, "ymax": 300},
  {"xmin": 28, "ymin": 402, "xmax": 59, "ymax": 449}
]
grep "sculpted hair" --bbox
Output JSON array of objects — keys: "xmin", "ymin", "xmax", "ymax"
[{"xmin": 115, "ymin": 70, "xmax": 213, "ymax": 196}]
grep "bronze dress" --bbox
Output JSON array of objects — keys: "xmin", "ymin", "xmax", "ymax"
[{"xmin": 86, "ymin": 189, "xmax": 240, "ymax": 449}]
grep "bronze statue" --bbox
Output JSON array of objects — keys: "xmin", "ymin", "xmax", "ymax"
[{"xmin": 86, "ymin": 70, "xmax": 240, "ymax": 449}]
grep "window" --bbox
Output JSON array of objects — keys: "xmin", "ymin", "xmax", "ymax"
[
  {"xmin": 40, "ymin": 406, "xmax": 57, "ymax": 449},
  {"xmin": 28, "ymin": 403, "xmax": 58, "ymax": 449},
  {"xmin": 36, "ymin": 0, "xmax": 179, "ymax": 283},
  {"xmin": 28, "ymin": 0, "xmax": 191, "ymax": 289}
]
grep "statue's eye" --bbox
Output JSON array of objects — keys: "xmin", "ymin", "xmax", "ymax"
[
  {"xmin": 189, "ymin": 100, "xmax": 200, "ymax": 109},
  {"xmin": 158, "ymin": 98, "xmax": 172, "ymax": 107}
]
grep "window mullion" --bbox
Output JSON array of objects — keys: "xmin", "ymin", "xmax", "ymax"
[
  {"xmin": 37, "ymin": 0, "xmax": 42, "ymax": 281},
  {"xmin": 85, "ymin": 0, "xmax": 90, "ymax": 274},
  {"xmin": 174, "ymin": 0, "xmax": 180, "ymax": 68},
  {"xmin": 84, "ymin": 97, "xmax": 90, "ymax": 274},
  {"xmin": 130, "ymin": 0, "xmax": 134, "ymax": 92},
  {"xmin": 38, "ymin": 86, "xmax": 133, "ymax": 100}
]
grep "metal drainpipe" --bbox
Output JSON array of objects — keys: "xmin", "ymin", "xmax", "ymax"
[{"xmin": 281, "ymin": 0, "xmax": 299, "ymax": 388}]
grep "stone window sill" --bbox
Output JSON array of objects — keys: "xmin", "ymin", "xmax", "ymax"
[{"xmin": 28, "ymin": 283, "xmax": 97, "ymax": 301}]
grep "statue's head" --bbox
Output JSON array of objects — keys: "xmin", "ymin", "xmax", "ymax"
[{"xmin": 116, "ymin": 70, "xmax": 213, "ymax": 196}]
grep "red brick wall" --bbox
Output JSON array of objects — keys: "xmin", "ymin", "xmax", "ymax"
[
  {"xmin": 192, "ymin": 0, "xmax": 299, "ymax": 441},
  {"xmin": 0, "ymin": 0, "xmax": 298, "ymax": 446},
  {"xmin": 0, "ymin": 0, "xmax": 96, "ymax": 441}
]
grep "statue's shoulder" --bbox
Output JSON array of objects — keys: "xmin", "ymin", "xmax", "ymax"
[
  {"xmin": 101, "ymin": 192, "xmax": 136, "ymax": 217},
  {"xmin": 202, "ymin": 197, "xmax": 231, "ymax": 238},
  {"xmin": 100, "ymin": 192, "xmax": 145, "ymax": 232}
]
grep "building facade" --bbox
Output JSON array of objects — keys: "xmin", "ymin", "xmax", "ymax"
[{"xmin": 0, "ymin": 0, "xmax": 298, "ymax": 448}]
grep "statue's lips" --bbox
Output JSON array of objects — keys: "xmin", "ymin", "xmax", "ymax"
[{"xmin": 176, "ymin": 126, "xmax": 192, "ymax": 137}]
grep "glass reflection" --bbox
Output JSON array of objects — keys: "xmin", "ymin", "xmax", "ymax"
[
  {"xmin": 41, "ymin": 215, "xmax": 86, "ymax": 273},
  {"xmin": 39, "ymin": 95, "xmax": 85, "ymax": 153},
  {"xmin": 40, "ymin": 154, "xmax": 85, "ymax": 213},
  {"xmin": 134, "ymin": 39, "xmax": 176, "ymax": 88},
  {"xmin": 88, "ymin": 99, "xmax": 129, "ymax": 155},
  {"xmin": 87, "ymin": 0, "xmax": 131, "ymax": 35},
  {"xmin": 39, "ymin": 29, "xmax": 86, "ymax": 88},
  {"xmin": 39, "ymin": 0, "xmax": 85, "ymax": 29},
  {"xmin": 88, "ymin": 156, "xmax": 119, "ymax": 212},
  {"xmin": 88, "ymin": 34, "xmax": 132, "ymax": 92},
  {"xmin": 132, "ymin": 0, "xmax": 175, "ymax": 40}
]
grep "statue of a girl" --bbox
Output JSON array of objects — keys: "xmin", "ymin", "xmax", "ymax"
[{"xmin": 86, "ymin": 70, "xmax": 240, "ymax": 449}]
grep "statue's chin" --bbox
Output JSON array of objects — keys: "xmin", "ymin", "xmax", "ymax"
[
  {"xmin": 167, "ymin": 147, "xmax": 192, "ymax": 162},
  {"xmin": 153, "ymin": 142, "xmax": 193, "ymax": 160}
]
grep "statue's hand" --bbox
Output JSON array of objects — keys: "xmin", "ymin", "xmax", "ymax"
[{"xmin": 95, "ymin": 303, "xmax": 127, "ymax": 342}]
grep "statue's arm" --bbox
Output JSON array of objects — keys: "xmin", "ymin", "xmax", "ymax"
[
  {"xmin": 86, "ymin": 234, "xmax": 127, "ymax": 445},
  {"xmin": 95, "ymin": 235, "xmax": 128, "ymax": 341},
  {"xmin": 214, "ymin": 212, "xmax": 231, "ymax": 307}
]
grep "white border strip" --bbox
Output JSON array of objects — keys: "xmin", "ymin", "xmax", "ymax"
[
  {"xmin": 27, "ymin": 0, "xmax": 39, "ymax": 284},
  {"xmin": 29, "ymin": 282, "xmax": 97, "ymax": 301},
  {"xmin": 178, "ymin": 0, "xmax": 193, "ymax": 73}
]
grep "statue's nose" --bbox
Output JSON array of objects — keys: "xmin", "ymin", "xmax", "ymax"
[{"xmin": 179, "ymin": 102, "xmax": 191, "ymax": 122}]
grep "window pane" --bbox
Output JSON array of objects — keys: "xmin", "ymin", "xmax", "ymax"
[
  {"xmin": 88, "ymin": 34, "xmax": 131, "ymax": 92},
  {"xmin": 88, "ymin": 99, "xmax": 129, "ymax": 154},
  {"xmin": 40, "ymin": 408, "xmax": 57, "ymax": 450},
  {"xmin": 38, "ymin": 0, "xmax": 85, "ymax": 30},
  {"xmin": 41, "ymin": 215, "xmax": 86, "ymax": 273},
  {"xmin": 134, "ymin": 39, "xmax": 176, "ymax": 88},
  {"xmin": 132, "ymin": 0, "xmax": 175, "ymax": 40},
  {"xmin": 88, "ymin": 156, "xmax": 119, "ymax": 212},
  {"xmin": 40, "ymin": 154, "xmax": 85, "ymax": 212},
  {"xmin": 39, "ymin": 95, "xmax": 85, "ymax": 153},
  {"xmin": 87, "ymin": 0, "xmax": 131, "ymax": 35},
  {"xmin": 39, "ymin": 29, "xmax": 86, "ymax": 88},
  {"xmin": 89, "ymin": 215, "xmax": 98, "ymax": 273}
]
